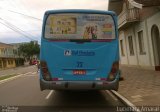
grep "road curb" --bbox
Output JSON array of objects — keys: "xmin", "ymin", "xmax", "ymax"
[
  {"xmin": 0, "ymin": 72, "xmax": 32, "ymax": 85},
  {"xmin": 110, "ymin": 90, "xmax": 141, "ymax": 112}
]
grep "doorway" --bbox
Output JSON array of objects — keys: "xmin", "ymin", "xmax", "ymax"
[
  {"xmin": 2, "ymin": 59, "xmax": 7, "ymax": 68},
  {"xmin": 151, "ymin": 25, "xmax": 160, "ymax": 70}
]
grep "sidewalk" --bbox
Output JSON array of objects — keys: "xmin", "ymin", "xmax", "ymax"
[
  {"xmin": 0, "ymin": 64, "xmax": 37, "ymax": 77},
  {"xmin": 119, "ymin": 65, "xmax": 160, "ymax": 106}
]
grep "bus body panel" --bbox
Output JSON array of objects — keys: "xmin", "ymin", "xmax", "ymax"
[{"xmin": 41, "ymin": 40, "xmax": 119, "ymax": 81}]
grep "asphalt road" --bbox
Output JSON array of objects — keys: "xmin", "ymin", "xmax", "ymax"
[{"xmin": 0, "ymin": 70, "xmax": 125, "ymax": 112}]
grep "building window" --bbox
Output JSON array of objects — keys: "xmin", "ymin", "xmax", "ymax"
[
  {"xmin": 8, "ymin": 60, "xmax": 10, "ymax": 65},
  {"xmin": 11, "ymin": 60, "xmax": 13, "ymax": 65},
  {"xmin": 128, "ymin": 36, "xmax": 134, "ymax": 56},
  {"xmin": 1, "ymin": 49, "xmax": 4, "ymax": 54},
  {"xmin": 138, "ymin": 31, "xmax": 146, "ymax": 55},
  {"xmin": 0, "ymin": 60, "xmax": 2, "ymax": 68},
  {"xmin": 120, "ymin": 40, "xmax": 125, "ymax": 56}
]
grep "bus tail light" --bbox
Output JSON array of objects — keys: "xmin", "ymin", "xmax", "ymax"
[
  {"xmin": 107, "ymin": 61, "xmax": 119, "ymax": 81},
  {"xmin": 40, "ymin": 61, "xmax": 52, "ymax": 81}
]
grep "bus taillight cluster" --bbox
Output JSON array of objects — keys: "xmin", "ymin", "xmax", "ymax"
[
  {"xmin": 107, "ymin": 61, "xmax": 119, "ymax": 81},
  {"xmin": 40, "ymin": 61, "xmax": 52, "ymax": 81}
]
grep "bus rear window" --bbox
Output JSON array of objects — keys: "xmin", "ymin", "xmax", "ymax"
[{"xmin": 44, "ymin": 13, "xmax": 116, "ymax": 40}]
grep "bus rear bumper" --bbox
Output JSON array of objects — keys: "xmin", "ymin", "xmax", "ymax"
[{"xmin": 40, "ymin": 79, "xmax": 119, "ymax": 91}]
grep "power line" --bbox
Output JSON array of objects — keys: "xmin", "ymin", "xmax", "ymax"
[
  {"xmin": 1, "ymin": 18, "xmax": 40, "ymax": 39},
  {"xmin": 2, "ymin": 1, "xmax": 42, "ymax": 40},
  {"xmin": 0, "ymin": 19, "xmax": 37, "ymax": 41},
  {"xmin": 0, "ymin": 30, "xmax": 41, "ymax": 33},
  {"xmin": 8, "ymin": 10, "xmax": 42, "ymax": 21},
  {"xmin": 0, "ymin": 7, "xmax": 42, "ymax": 21},
  {"xmin": 0, "ymin": 21, "xmax": 35, "ymax": 41}
]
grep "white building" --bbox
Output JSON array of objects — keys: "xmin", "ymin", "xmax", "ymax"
[{"xmin": 109, "ymin": 0, "xmax": 160, "ymax": 71}]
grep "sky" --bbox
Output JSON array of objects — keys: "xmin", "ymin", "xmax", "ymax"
[{"xmin": 0, "ymin": 0, "xmax": 109, "ymax": 44}]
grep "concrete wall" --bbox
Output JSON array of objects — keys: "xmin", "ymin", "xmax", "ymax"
[
  {"xmin": 146, "ymin": 12, "xmax": 160, "ymax": 66},
  {"xmin": 134, "ymin": 21, "xmax": 151, "ymax": 66},
  {"xmin": 119, "ymin": 31, "xmax": 128, "ymax": 65},
  {"xmin": 119, "ymin": 11, "xmax": 160, "ymax": 69},
  {"xmin": 123, "ymin": 26, "xmax": 138, "ymax": 65}
]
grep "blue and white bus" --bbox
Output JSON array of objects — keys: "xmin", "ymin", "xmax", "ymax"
[{"xmin": 40, "ymin": 9, "xmax": 120, "ymax": 91}]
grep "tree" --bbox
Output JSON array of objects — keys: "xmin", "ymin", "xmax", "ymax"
[{"xmin": 18, "ymin": 41, "xmax": 40, "ymax": 59}]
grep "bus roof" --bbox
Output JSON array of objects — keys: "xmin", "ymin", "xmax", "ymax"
[{"xmin": 44, "ymin": 9, "xmax": 117, "ymax": 16}]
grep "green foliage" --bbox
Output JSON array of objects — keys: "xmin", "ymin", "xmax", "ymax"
[{"xmin": 18, "ymin": 41, "xmax": 40, "ymax": 58}]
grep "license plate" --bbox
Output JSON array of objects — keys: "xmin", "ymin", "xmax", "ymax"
[{"xmin": 73, "ymin": 70, "xmax": 86, "ymax": 75}]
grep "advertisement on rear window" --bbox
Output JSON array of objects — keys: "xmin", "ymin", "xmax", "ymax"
[
  {"xmin": 49, "ymin": 16, "xmax": 76, "ymax": 34},
  {"xmin": 45, "ymin": 14, "xmax": 115, "ymax": 39}
]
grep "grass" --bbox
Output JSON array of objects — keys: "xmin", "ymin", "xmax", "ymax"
[{"xmin": 0, "ymin": 74, "xmax": 18, "ymax": 81}]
